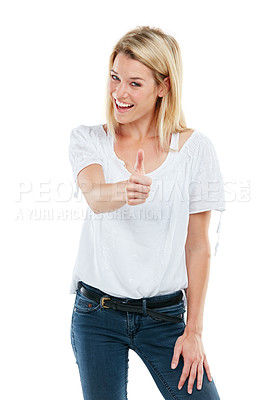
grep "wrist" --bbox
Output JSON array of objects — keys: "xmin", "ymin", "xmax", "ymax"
[
  {"xmin": 185, "ymin": 322, "xmax": 203, "ymax": 336},
  {"xmin": 111, "ymin": 180, "xmax": 128, "ymax": 203}
]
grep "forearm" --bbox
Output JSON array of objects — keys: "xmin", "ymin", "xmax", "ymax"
[
  {"xmin": 185, "ymin": 246, "xmax": 211, "ymax": 335},
  {"xmin": 90, "ymin": 180, "xmax": 128, "ymax": 214}
]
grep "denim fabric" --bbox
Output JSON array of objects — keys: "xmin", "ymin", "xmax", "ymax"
[{"xmin": 70, "ymin": 281, "xmax": 220, "ymax": 400}]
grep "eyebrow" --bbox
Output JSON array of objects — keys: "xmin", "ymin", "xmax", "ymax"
[{"xmin": 110, "ymin": 69, "xmax": 145, "ymax": 81}]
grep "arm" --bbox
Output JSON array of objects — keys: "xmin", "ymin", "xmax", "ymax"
[
  {"xmin": 89, "ymin": 181, "xmax": 128, "ymax": 214},
  {"xmin": 171, "ymin": 211, "xmax": 213, "ymax": 394},
  {"xmin": 184, "ymin": 210, "xmax": 212, "ymax": 334},
  {"xmin": 77, "ymin": 155, "xmax": 151, "ymax": 214},
  {"xmin": 77, "ymin": 164, "xmax": 128, "ymax": 213}
]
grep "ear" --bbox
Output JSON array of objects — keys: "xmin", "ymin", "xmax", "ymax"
[{"xmin": 158, "ymin": 76, "xmax": 170, "ymax": 98}]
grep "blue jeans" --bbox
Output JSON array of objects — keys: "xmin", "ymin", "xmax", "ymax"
[{"xmin": 70, "ymin": 281, "xmax": 220, "ymax": 400}]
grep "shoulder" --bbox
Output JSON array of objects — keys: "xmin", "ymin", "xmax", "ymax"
[
  {"xmin": 70, "ymin": 124, "xmax": 107, "ymax": 143},
  {"xmin": 188, "ymin": 130, "xmax": 221, "ymax": 172},
  {"xmin": 194, "ymin": 130, "xmax": 218, "ymax": 156},
  {"xmin": 179, "ymin": 128, "xmax": 211, "ymax": 142},
  {"xmin": 187, "ymin": 128, "xmax": 216, "ymax": 151},
  {"xmin": 177, "ymin": 128, "xmax": 211, "ymax": 154},
  {"xmin": 178, "ymin": 128, "xmax": 195, "ymax": 151},
  {"xmin": 178, "ymin": 129, "xmax": 220, "ymax": 167}
]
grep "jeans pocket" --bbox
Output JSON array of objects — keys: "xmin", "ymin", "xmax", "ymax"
[{"xmin": 73, "ymin": 289, "xmax": 101, "ymax": 315}]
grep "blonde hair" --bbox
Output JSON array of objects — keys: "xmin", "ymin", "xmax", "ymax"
[{"xmin": 104, "ymin": 25, "xmax": 193, "ymax": 153}]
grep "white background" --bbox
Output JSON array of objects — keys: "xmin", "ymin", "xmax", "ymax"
[{"xmin": 1, "ymin": 0, "xmax": 265, "ymax": 399}]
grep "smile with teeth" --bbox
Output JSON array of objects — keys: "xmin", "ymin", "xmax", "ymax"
[{"xmin": 115, "ymin": 98, "xmax": 134, "ymax": 109}]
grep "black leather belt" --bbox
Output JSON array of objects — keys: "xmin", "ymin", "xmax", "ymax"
[{"xmin": 78, "ymin": 282, "xmax": 185, "ymax": 324}]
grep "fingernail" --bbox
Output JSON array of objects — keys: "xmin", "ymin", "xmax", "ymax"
[
  {"xmin": 171, "ymin": 363, "xmax": 176, "ymax": 369},
  {"xmin": 178, "ymin": 385, "xmax": 182, "ymax": 390},
  {"xmin": 188, "ymin": 388, "xmax": 192, "ymax": 394},
  {"xmin": 198, "ymin": 384, "xmax": 201, "ymax": 390}
]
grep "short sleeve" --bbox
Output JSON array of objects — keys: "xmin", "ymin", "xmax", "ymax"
[
  {"xmin": 188, "ymin": 135, "xmax": 226, "ymax": 256},
  {"xmin": 69, "ymin": 125, "xmax": 104, "ymax": 198},
  {"xmin": 188, "ymin": 136, "xmax": 226, "ymax": 214}
]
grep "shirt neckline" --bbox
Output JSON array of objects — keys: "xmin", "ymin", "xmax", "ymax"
[{"xmin": 100, "ymin": 124, "xmax": 196, "ymax": 176}]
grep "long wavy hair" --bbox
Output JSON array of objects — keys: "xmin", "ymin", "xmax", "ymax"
[{"xmin": 104, "ymin": 25, "xmax": 193, "ymax": 153}]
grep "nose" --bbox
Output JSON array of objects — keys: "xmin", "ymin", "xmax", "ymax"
[{"xmin": 115, "ymin": 81, "xmax": 129, "ymax": 100}]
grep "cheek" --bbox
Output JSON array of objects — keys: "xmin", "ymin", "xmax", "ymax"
[
  {"xmin": 109, "ymin": 81, "xmax": 116, "ymax": 92},
  {"xmin": 138, "ymin": 95, "xmax": 154, "ymax": 107}
]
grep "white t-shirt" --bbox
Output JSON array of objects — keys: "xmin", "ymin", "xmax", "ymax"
[{"xmin": 68, "ymin": 124, "xmax": 226, "ymax": 305}]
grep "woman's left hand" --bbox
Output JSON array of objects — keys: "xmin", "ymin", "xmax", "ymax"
[{"xmin": 171, "ymin": 328, "xmax": 212, "ymax": 394}]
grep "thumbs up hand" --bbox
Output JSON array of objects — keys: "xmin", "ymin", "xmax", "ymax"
[{"xmin": 125, "ymin": 149, "xmax": 152, "ymax": 206}]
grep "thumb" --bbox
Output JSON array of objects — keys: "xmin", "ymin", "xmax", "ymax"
[{"xmin": 134, "ymin": 149, "xmax": 145, "ymax": 175}]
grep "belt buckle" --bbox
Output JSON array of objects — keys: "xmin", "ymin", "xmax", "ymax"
[{"xmin": 100, "ymin": 296, "xmax": 111, "ymax": 308}]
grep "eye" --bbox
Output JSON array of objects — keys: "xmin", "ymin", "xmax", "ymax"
[
  {"xmin": 131, "ymin": 82, "xmax": 140, "ymax": 87},
  {"xmin": 111, "ymin": 74, "xmax": 119, "ymax": 81},
  {"xmin": 110, "ymin": 74, "xmax": 140, "ymax": 87}
]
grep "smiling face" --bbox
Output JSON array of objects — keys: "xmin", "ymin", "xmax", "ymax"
[{"xmin": 109, "ymin": 52, "xmax": 164, "ymax": 126}]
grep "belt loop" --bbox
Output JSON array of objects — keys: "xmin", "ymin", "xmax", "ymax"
[{"xmin": 142, "ymin": 298, "xmax": 147, "ymax": 317}]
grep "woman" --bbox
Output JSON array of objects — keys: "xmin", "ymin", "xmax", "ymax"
[{"xmin": 69, "ymin": 26, "xmax": 225, "ymax": 400}]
